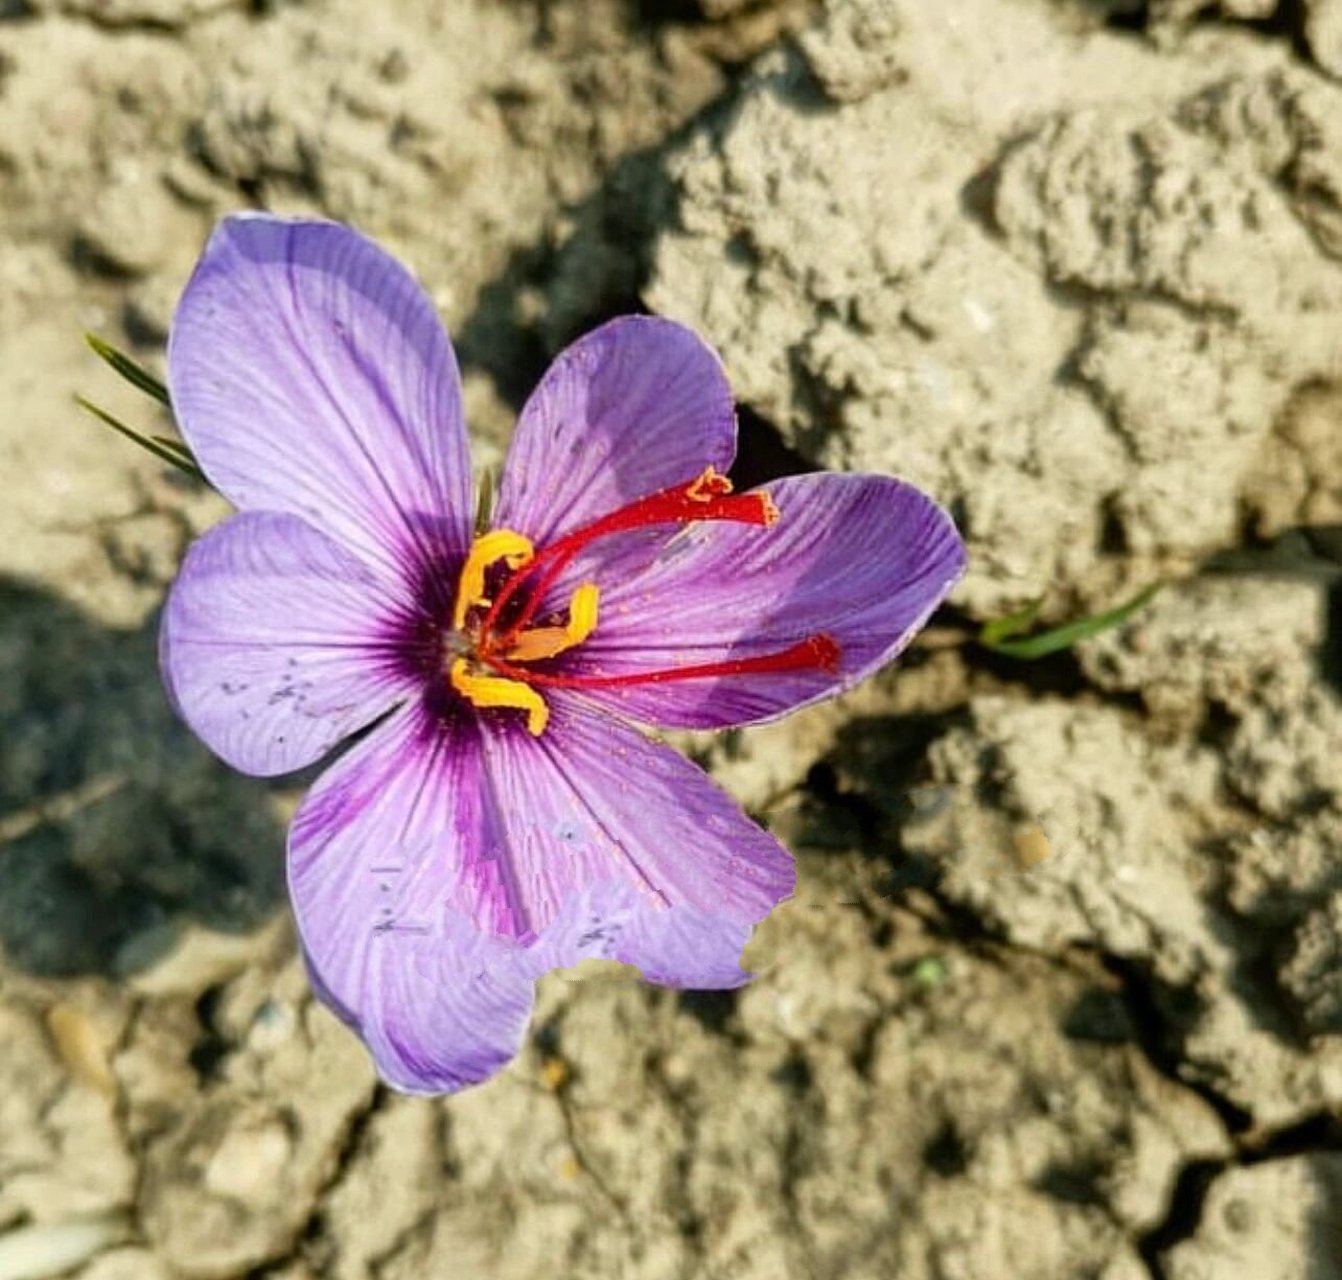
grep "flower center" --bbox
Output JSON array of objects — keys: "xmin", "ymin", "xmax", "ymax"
[{"xmin": 446, "ymin": 467, "xmax": 839, "ymax": 734}]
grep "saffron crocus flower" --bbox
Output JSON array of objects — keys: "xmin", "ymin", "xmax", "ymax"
[{"xmin": 160, "ymin": 213, "xmax": 965, "ymax": 1093}]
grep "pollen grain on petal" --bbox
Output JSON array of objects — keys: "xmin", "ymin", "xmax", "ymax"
[{"xmin": 449, "ymin": 657, "xmax": 549, "ymax": 735}]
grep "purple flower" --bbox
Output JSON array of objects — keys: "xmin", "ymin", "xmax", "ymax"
[{"xmin": 159, "ymin": 213, "xmax": 965, "ymax": 1093}]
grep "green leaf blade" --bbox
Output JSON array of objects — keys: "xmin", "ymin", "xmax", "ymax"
[
  {"xmin": 979, "ymin": 584, "xmax": 1163, "ymax": 661},
  {"xmin": 84, "ymin": 332, "xmax": 170, "ymax": 407},
  {"xmin": 75, "ymin": 396, "xmax": 206, "ymax": 483},
  {"xmin": 979, "ymin": 595, "xmax": 1046, "ymax": 647},
  {"xmin": 152, "ymin": 435, "xmax": 199, "ymax": 465}
]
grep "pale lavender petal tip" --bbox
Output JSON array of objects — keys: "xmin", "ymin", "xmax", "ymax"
[
  {"xmin": 168, "ymin": 213, "xmax": 474, "ymax": 586},
  {"xmin": 494, "ymin": 315, "xmax": 738, "ymax": 547}
]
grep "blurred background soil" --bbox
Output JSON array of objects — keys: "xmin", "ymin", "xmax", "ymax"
[{"xmin": 2, "ymin": 1, "xmax": 1342, "ymax": 1277}]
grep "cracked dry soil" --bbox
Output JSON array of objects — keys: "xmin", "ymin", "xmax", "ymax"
[{"xmin": 2, "ymin": 1, "xmax": 1342, "ymax": 1277}]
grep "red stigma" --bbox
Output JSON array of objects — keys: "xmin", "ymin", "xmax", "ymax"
[
  {"xmin": 483, "ymin": 632, "xmax": 843, "ymax": 691},
  {"xmin": 469, "ymin": 469, "xmax": 840, "ymax": 703},
  {"xmin": 480, "ymin": 468, "xmax": 777, "ymax": 650}
]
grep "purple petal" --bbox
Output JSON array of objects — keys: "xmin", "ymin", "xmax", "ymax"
[
  {"xmin": 556, "ymin": 473, "xmax": 965, "ymax": 728},
  {"xmin": 288, "ymin": 705, "xmax": 537, "ymax": 1094},
  {"xmin": 168, "ymin": 214, "xmax": 472, "ymax": 586},
  {"xmin": 505, "ymin": 698, "xmax": 795, "ymax": 987},
  {"xmin": 597, "ymin": 899, "xmax": 757, "ymax": 989},
  {"xmin": 290, "ymin": 695, "xmax": 792, "ymax": 1090},
  {"xmin": 493, "ymin": 317, "xmax": 737, "ymax": 546},
  {"xmin": 358, "ymin": 913, "xmax": 537, "ymax": 1096},
  {"xmin": 160, "ymin": 511, "xmax": 416, "ymax": 777}
]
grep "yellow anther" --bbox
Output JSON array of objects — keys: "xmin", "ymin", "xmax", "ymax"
[
  {"xmin": 505, "ymin": 582, "xmax": 600, "ymax": 663},
  {"xmin": 449, "ymin": 658, "xmax": 549, "ymax": 736},
  {"xmin": 567, "ymin": 581, "xmax": 599, "ymax": 642},
  {"xmin": 453, "ymin": 529, "xmax": 534, "ymax": 629}
]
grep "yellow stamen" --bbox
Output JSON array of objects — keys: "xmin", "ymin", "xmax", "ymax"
[
  {"xmin": 449, "ymin": 658, "xmax": 549, "ymax": 736},
  {"xmin": 453, "ymin": 529, "xmax": 534, "ymax": 629},
  {"xmin": 568, "ymin": 581, "xmax": 600, "ymax": 640},
  {"xmin": 505, "ymin": 582, "xmax": 601, "ymax": 663}
]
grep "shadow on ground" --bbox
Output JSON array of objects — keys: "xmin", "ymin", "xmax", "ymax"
[{"xmin": 0, "ymin": 577, "xmax": 285, "ymax": 977}]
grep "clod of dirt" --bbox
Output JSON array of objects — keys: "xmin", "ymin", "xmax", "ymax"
[
  {"xmin": 1245, "ymin": 381, "xmax": 1342, "ymax": 536},
  {"xmin": 1162, "ymin": 1155, "xmax": 1342, "ymax": 1279},
  {"xmin": 1148, "ymin": 0, "xmax": 1277, "ymax": 23},
  {"xmin": 373, "ymin": 930, "xmax": 1227, "ymax": 1280},
  {"xmin": 1306, "ymin": 0, "xmax": 1342, "ymax": 79},
  {"xmin": 0, "ymin": 1003, "xmax": 135, "ymax": 1225},
  {"xmin": 1077, "ymin": 577, "xmax": 1325, "ymax": 728},
  {"xmin": 0, "ymin": 1214, "xmax": 129, "ymax": 1280},
  {"xmin": 795, "ymin": 0, "xmax": 904, "ymax": 101},
  {"xmin": 1279, "ymin": 893, "xmax": 1342, "ymax": 1038},
  {"xmin": 318, "ymin": 1100, "xmax": 443, "ymax": 1280},
  {"xmin": 25, "ymin": 0, "xmax": 236, "ymax": 27},
  {"xmin": 899, "ymin": 677, "xmax": 1342, "ymax": 1127},
  {"xmin": 132, "ymin": 957, "xmax": 377, "ymax": 1278},
  {"xmin": 1225, "ymin": 685, "xmax": 1342, "ymax": 821},
  {"xmin": 75, "ymin": 1246, "xmax": 173, "ymax": 1280},
  {"xmin": 74, "ymin": 165, "xmax": 196, "ymax": 280},
  {"xmin": 901, "ymin": 697, "xmax": 1221, "ymax": 984}
]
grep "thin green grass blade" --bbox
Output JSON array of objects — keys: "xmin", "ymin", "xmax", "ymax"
[
  {"xmin": 152, "ymin": 434, "xmax": 198, "ymax": 465},
  {"xmin": 84, "ymin": 332, "xmax": 170, "ymax": 406},
  {"xmin": 979, "ymin": 584, "xmax": 1162, "ymax": 660},
  {"xmin": 979, "ymin": 595, "xmax": 1046, "ymax": 647},
  {"xmin": 75, "ymin": 396, "xmax": 206, "ymax": 482}
]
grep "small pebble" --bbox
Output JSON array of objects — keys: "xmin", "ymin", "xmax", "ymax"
[
  {"xmin": 45, "ymin": 1003, "xmax": 116, "ymax": 1098},
  {"xmin": 1012, "ymin": 825, "xmax": 1052, "ymax": 869},
  {"xmin": 0, "ymin": 1214, "xmax": 127, "ymax": 1280},
  {"xmin": 540, "ymin": 1056, "xmax": 569, "ymax": 1092}
]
